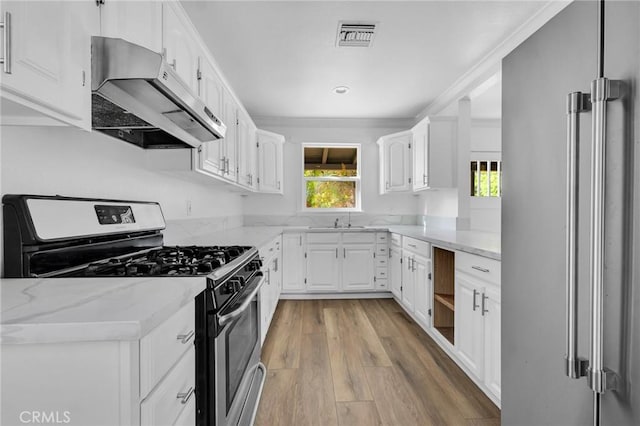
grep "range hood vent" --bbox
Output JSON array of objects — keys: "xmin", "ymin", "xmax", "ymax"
[
  {"xmin": 336, "ymin": 22, "xmax": 377, "ymax": 47},
  {"xmin": 91, "ymin": 36, "xmax": 226, "ymax": 149}
]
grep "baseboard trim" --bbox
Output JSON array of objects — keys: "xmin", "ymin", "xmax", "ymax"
[{"xmin": 279, "ymin": 292, "xmax": 393, "ymax": 300}]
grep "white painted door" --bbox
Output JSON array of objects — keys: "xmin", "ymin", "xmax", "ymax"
[
  {"xmin": 483, "ymin": 284, "xmax": 501, "ymax": 399},
  {"xmin": 257, "ymin": 130, "xmax": 284, "ymax": 194},
  {"xmin": 100, "ymin": 1, "xmax": 162, "ymax": 52},
  {"xmin": 401, "ymin": 253, "xmax": 415, "ymax": 312},
  {"xmin": 390, "ymin": 246, "xmax": 403, "ymax": 299},
  {"xmin": 455, "ymin": 274, "xmax": 485, "ymax": 379},
  {"xmin": 412, "ymin": 120, "xmax": 429, "ymax": 191},
  {"xmin": 413, "ymin": 255, "xmax": 431, "ymax": 328},
  {"xmin": 196, "ymin": 58, "xmax": 224, "ymax": 175},
  {"xmin": 385, "ymin": 132, "xmax": 411, "ymax": 192},
  {"xmin": 162, "ymin": 2, "xmax": 200, "ymax": 94},
  {"xmin": 282, "ymin": 234, "xmax": 306, "ymax": 292},
  {"xmin": 0, "ymin": 1, "xmax": 97, "ymax": 129},
  {"xmin": 342, "ymin": 243, "xmax": 375, "ymax": 291},
  {"xmin": 306, "ymin": 245, "xmax": 340, "ymax": 291}
]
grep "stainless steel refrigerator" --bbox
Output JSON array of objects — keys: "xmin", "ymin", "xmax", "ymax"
[{"xmin": 502, "ymin": 0, "xmax": 639, "ymax": 425}]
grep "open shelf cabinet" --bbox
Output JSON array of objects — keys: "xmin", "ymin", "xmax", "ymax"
[{"xmin": 433, "ymin": 247, "xmax": 455, "ymax": 344}]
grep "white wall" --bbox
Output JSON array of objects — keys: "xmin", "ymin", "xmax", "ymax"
[
  {"xmin": 0, "ymin": 125, "xmax": 245, "ymax": 275},
  {"xmin": 243, "ymin": 118, "xmax": 418, "ymax": 225},
  {"xmin": 469, "ymin": 119, "xmax": 501, "ymax": 232}
]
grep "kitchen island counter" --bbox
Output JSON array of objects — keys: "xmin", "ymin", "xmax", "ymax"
[{"xmin": 0, "ymin": 276, "xmax": 204, "ymax": 344}]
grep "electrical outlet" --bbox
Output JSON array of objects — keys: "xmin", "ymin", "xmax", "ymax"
[{"xmin": 186, "ymin": 200, "xmax": 192, "ymax": 216}]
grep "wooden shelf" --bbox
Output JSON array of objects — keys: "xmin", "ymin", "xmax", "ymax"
[
  {"xmin": 435, "ymin": 326, "xmax": 454, "ymax": 345},
  {"xmin": 434, "ymin": 293, "xmax": 455, "ymax": 311}
]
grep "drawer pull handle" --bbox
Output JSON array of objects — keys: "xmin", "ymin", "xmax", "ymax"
[
  {"xmin": 0, "ymin": 12, "xmax": 11, "ymax": 74},
  {"xmin": 472, "ymin": 265, "xmax": 490, "ymax": 273},
  {"xmin": 177, "ymin": 330, "xmax": 195, "ymax": 344},
  {"xmin": 408, "ymin": 244, "xmax": 417, "ymax": 248},
  {"xmin": 177, "ymin": 386, "xmax": 195, "ymax": 404}
]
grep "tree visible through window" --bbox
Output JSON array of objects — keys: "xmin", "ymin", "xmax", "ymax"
[
  {"xmin": 303, "ymin": 145, "xmax": 361, "ymax": 210},
  {"xmin": 471, "ymin": 160, "xmax": 502, "ymax": 197}
]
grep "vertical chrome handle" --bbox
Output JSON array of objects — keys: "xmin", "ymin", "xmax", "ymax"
[
  {"xmin": 472, "ymin": 289, "xmax": 479, "ymax": 311},
  {"xmin": 0, "ymin": 12, "xmax": 11, "ymax": 74},
  {"xmin": 412, "ymin": 256, "xmax": 416, "ymax": 272},
  {"xmin": 481, "ymin": 293, "xmax": 488, "ymax": 316},
  {"xmin": 423, "ymin": 174, "xmax": 428, "ymax": 185},
  {"xmin": 176, "ymin": 330, "xmax": 195, "ymax": 344},
  {"xmin": 587, "ymin": 78, "xmax": 621, "ymax": 394},
  {"xmin": 565, "ymin": 91, "xmax": 590, "ymax": 379},
  {"xmin": 343, "ymin": 248, "xmax": 346, "ymax": 258},
  {"xmin": 336, "ymin": 248, "xmax": 338, "ymax": 258},
  {"xmin": 299, "ymin": 235, "xmax": 302, "ymax": 246},
  {"xmin": 226, "ymin": 158, "xmax": 230, "ymax": 175}
]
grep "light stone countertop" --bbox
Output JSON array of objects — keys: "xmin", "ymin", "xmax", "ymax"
[
  {"xmin": 1, "ymin": 276, "xmax": 204, "ymax": 345},
  {"xmin": 1, "ymin": 224, "xmax": 499, "ymax": 345}
]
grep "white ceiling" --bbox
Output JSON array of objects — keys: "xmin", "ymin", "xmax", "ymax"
[{"xmin": 182, "ymin": 1, "xmax": 547, "ymax": 120}]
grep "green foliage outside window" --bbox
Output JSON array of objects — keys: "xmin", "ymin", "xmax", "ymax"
[{"xmin": 305, "ymin": 165, "xmax": 357, "ymax": 208}]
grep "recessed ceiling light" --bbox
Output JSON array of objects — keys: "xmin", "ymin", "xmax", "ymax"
[{"xmin": 333, "ymin": 86, "xmax": 350, "ymax": 94}]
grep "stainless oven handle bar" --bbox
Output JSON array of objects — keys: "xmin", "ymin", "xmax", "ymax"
[
  {"xmin": 218, "ymin": 273, "xmax": 265, "ymax": 327},
  {"xmin": 564, "ymin": 91, "xmax": 590, "ymax": 379},
  {"xmin": 248, "ymin": 362, "xmax": 267, "ymax": 426}
]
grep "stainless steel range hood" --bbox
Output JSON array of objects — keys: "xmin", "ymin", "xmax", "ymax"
[{"xmin": 91, "ymin": 36, "xmax": 226, "ymax": 149}]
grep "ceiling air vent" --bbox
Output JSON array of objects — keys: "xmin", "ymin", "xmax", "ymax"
[{"xmin": 336, "ymin": 22, "xmax": 377, "ymax": 47}]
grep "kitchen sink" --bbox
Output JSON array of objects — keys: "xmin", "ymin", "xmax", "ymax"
[{"xmin": 307, "ymin": 225, "xmax": 366, "ymax": 229}]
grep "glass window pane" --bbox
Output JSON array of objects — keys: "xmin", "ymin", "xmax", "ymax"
[
  {"xmin": 304, "ymin": 147, "xmax": 358, "ymax": 177},
  {"xmin": 306, "ymin": 180, "xmax": 356, "ymax": 208}
]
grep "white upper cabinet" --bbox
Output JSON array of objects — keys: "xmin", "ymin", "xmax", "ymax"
[
  {"xmin": 257, "ymin": 129, "xmax": 284, "ymax": 194},
  {"xmin": 99, "ymin": 1, "xmax": 162, "ymax": 53},
  {"xmin": 221, "ymin": 87, "xmax": 238, "ymax": 181},
  {"xmin": 378, "ymin": 130, "xmax": 412, "ymax": 194},
  {"xmin": 0, "ymin": 1, "xmax": 98, "ymax": 130},
  {"xmin": 412, "ymin": 120, "xmax": 430, "ymax": 191},
  {"xmin": 237, "ymin": 111, "xmax": 258, "ymax": 189},
  {"xmin": 426, "ymin": 117, "xmax": 457, "ymax": 188},
  {"xmin": 162, "ymin": 1, "xmax": 201, "ymax": 94}
]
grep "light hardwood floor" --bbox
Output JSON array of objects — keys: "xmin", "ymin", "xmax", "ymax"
[{"xmin": 256, "ymin": 299, "xmax": 500, "ymax": 426}]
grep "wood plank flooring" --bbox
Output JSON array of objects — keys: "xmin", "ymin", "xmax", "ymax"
[{"xmin": 256, "ymin": 299, "xmax": 500, "ymax": 426}]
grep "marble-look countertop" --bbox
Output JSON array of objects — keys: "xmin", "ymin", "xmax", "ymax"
[
  {"xmin": 1, "ymin": 277, "xmax": 205, "ymax": 345},
  {"xmin": 167, "ymin": 224, "xmax": 501, "ymax": 260}
]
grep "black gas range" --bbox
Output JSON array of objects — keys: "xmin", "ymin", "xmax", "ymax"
[{"xmin": 2, "ymin": 194, "xmax": 266, "ymax": 426}]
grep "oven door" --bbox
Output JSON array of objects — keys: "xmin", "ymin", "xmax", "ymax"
[{"xmin": 214, "ymin": 273, "xmax": 265, "ymax": 426}]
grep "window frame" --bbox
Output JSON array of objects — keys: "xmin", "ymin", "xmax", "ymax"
[{"xmin": 301, "ymin": 142, "xmax": 362, "ymax": 212}]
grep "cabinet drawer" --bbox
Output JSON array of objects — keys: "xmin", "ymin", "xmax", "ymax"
[
  {"xmin": 376, "ymin": 233, "xmax": 389, "ymax": 244},
  {"xmin": 141, "ymin": 346, "xmax": 195, "ymax": 426},
  {"xmin": 375, "ymin": 278, "xmax": 388, "ymax": 290},
  {"xmin": 376, "ymin": 246, "xmax": 388, "ymax": 257},
  {"xmin": 140, "ymin": 302, "xmax": 195, "ymax": 398},
  {"xmin": 456, "ymin": 251, "xmax": 501, "ymax": 284},
  {"xmin": 376, "ymin": 267, "xmax": 388, "ymax": 279},
  {"xmin": 390, "ymin": 233, "xmax": 402, "ymax": 247},
  {"xmin": 259, "ymin": 236, "xmax": 280, "ymax": 261},
  {"xmin": 342, "ymin": 232, "xmax": 375, "ymax": 243},
  {"xmin": 375, "ymin": 257, "xmax": 388, "ymax": 268},
  {"xmin": 307, "ymin": 233, "xmax": 341, "ymax": 244},
  {"xmin": 402, "ymin": 237, "xmax": 430, "ymax": 256}
]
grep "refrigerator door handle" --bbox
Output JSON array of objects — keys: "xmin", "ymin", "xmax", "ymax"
[
  {"xmin": 564, "ymin": 92, "xmax": 590, "ymax": 380},
  {"xmin": 587, "ymin": 77, "xmax": 621, "ymax": 395}
]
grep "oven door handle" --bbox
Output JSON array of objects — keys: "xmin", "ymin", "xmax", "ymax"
[{"xmin": 218, "ymin": 273, "xmax": 265, "ymax": 327}]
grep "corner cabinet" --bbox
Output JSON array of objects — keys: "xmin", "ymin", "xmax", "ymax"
[
  {"xmin": 377, "ymin": 131, "xmax": 412, "ymax": 194},
  {"xmin": 256, "ymin": 130, "xmax": 284, "ymax": 194},
  {"xmin": 0, "ymin": 1, "xmax": 98, "ymax": 129},
  {"xmin": 378, "ymin": 117, "xmax": 457, "ymax": 194}
]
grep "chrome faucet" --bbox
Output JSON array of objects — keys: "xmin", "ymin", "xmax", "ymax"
[{"xmin": 334, "ymin": 218, "xmax": 340, "ymax": 228}]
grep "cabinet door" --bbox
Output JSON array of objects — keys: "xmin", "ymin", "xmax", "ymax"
[
  {"xmin": 163, "ymin": 2, "xmax": 200, "ymax": 94},
  {"xmin": 342, "ymin": 243, "xmax": 375, "ymax": 291},
  {"xmin": 237, "ymin": 110, "xmax": 257, "ymax": 188},
  {"xmin": 429, "ymin": 119, "xmax": 457, "ymax": 188},
  {"xmin": 259, "ymin": 269, "xmax": 271, "ymax": 345},
  {"xmin": 412, "ymin": 121, "xmax": 429, "ymax": 191},
  {"xmin": 100, "ymin": 1, "xmax": 162, "ymax": 52},
  {"xmin": 0, "ymin": 1, "xmax": 96, "ymax": 129},
  {"xmin": 390, "ymin": 246, "xmax": 403, "ymax": 299},
  {"xmin": 401, "ymin": 253, "xmax": 415, "ymax": 312},
  {"xmin": 306, "ymin": 245, "xmax": 340, "ymax": 291},
  {"xmin": 455, "ymin": 274, "xmax": 484, "ymax": 379},
  {"xmin": 257, "ymin": 130, "xmax": 284, "ymax": 194},
  {"xmin": 282, "ymin": 233, "xmax": 306, "ymax": 292},
  {"xmin": 483, "ymin": 284, "xmax": 501, "ymax": 400},
  {"xmin": 196, "ymin": 58, "xmax": 225, "ymax": 176},
  {"xmin": 221, "ymin": 88, "xmax": 238, "ymax": 180},
  {"xmin": 413, "ymin": 255, "xmax": 431, "ymax": 328},
  {"xmin": 384, "ymin": 132, "xmax": 411, "ymax": 192}
]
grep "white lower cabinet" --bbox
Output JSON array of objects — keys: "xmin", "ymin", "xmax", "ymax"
[
  {"xmin": 282, "ymin": 233, "xmax": 306, "ymax": 292},
  {"xmin": 306, "ymin": 242, "xmax": 341, "ymax": 291},
  {"xmin": 401, "ymin": 251, "xmax": 416, "ymax": 311},
  {"xmin": 0, "ymin": 301, "xmax": 196, "ymax": 426},
  {"xmin": 413, "ymin": 254, "xmax": 432, "ymax": 329},
  {"xmin": 390, "ymin": 236, "xmax": 403, "ymax": 299},
  {"xmin": 258, "ymin": 236, "xmax": 282, "ymax": 344},
  {"xmin": 342, "ymin": 243, "xmax": 375, "ymax": 291},
  {"xmin": 454, "ymin": 251, "xmax": 501, "ymax": 403}
]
